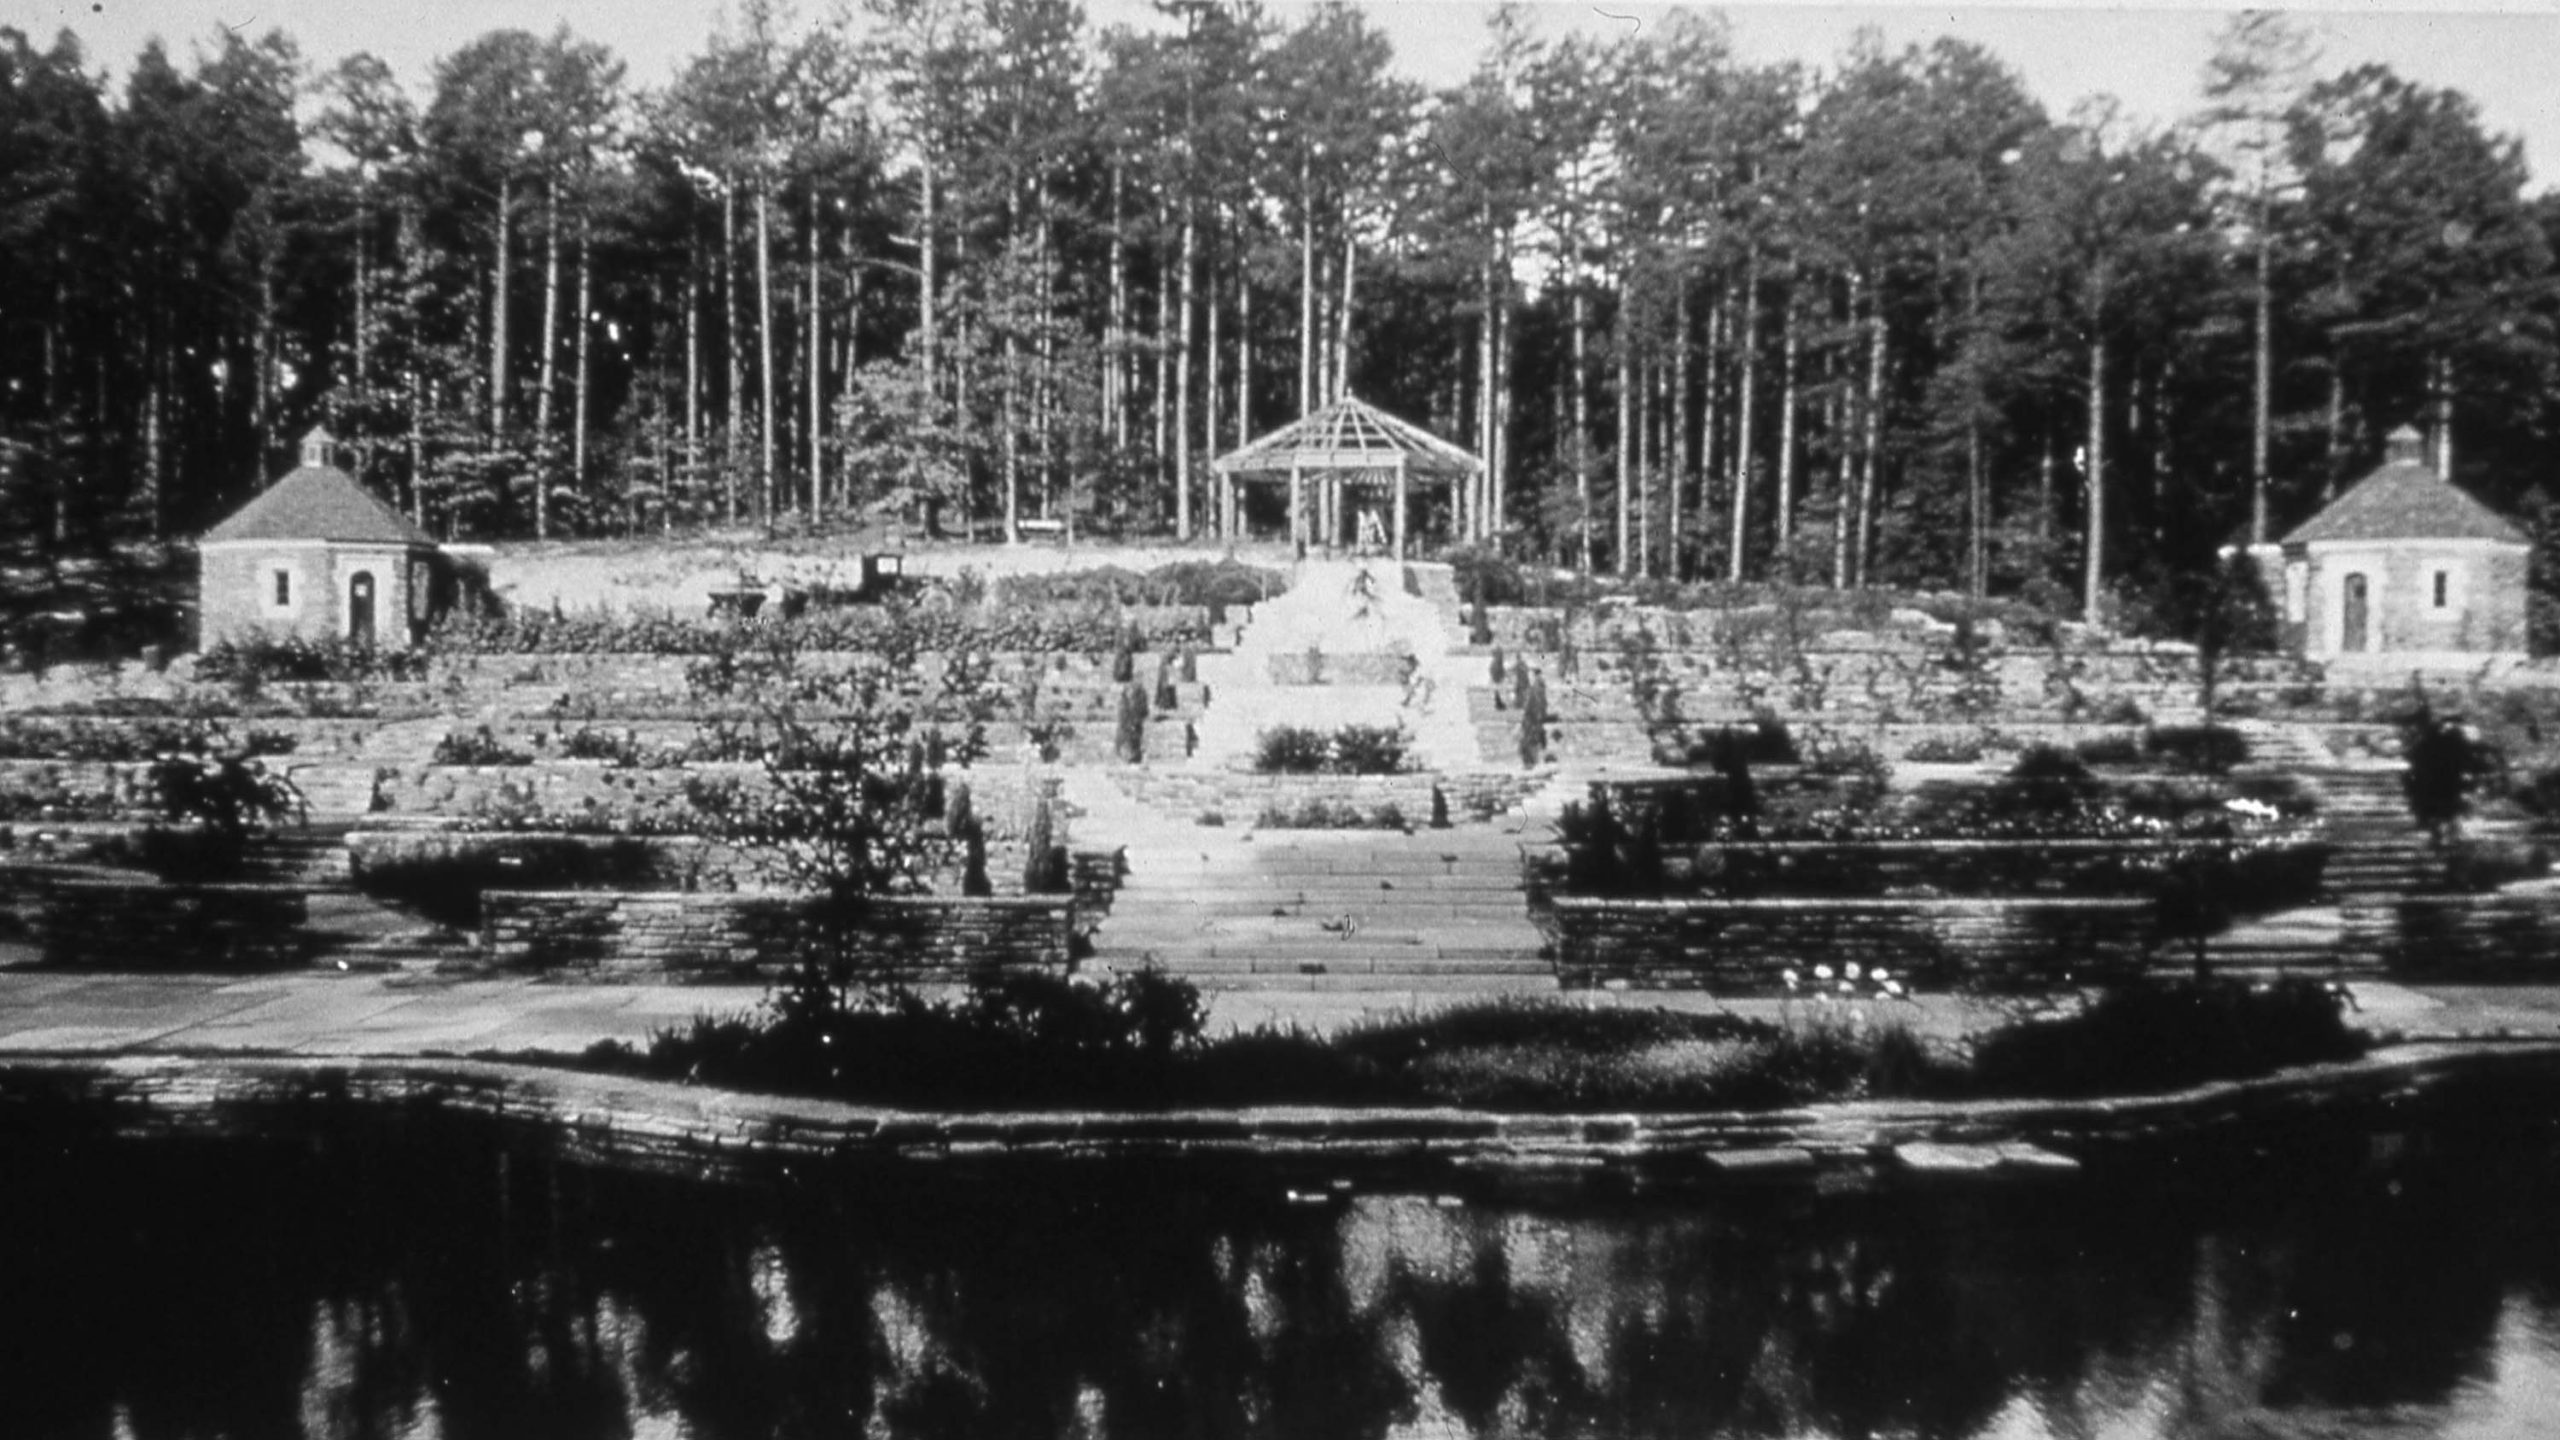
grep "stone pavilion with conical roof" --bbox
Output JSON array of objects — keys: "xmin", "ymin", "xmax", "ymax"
[
  {"xmin": 2259, "ymin": 425, "xmax": 2530, "ymax": 662},
  {"xmin": 197, "ymin": 427, "xmax": 447, "ymax": 648}
]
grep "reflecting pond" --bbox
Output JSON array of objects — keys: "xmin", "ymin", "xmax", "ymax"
[{"xmin": 8, "ymin": 1105, "xmax": 2560, "ymax": 1438}]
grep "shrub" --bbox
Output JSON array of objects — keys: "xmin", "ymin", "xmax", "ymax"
[
  {"xmin": 2073, "ymin": 731, "xmax": 2144, "ymax": 766},
  {"xmin": 1901, "ymin": 732, "xmax": 1988, "ymax": 765},
  {"xmin": 1518, "ymin": 676, "xmax": 1551, "ymax": 768},
  {"xmin": 1114, "ymin": 682, "xmax": 1149, "ymax": 763},
  {"xmin": 1254, "ymin": 726, "xmax": 1334, "ymax": 774},
  {"xmin": 1021, "ymin": 799, "xmax": 1068, "ymax": 894},
  {"xmin": 553, "ymin": 725, "xmax": 654, "ymax": 767},
  {"xmin": 2399, "ymin": 693, "xmax": 2504, "ymax": 843},
  {"xmin": 1330, "ymin": 725, "xmax": 1409, "ymax": 775},
  {"xmin": 2444, "ymin": 836, "xmax": 2549, "ymax": 893},
  {"xmin": 1253, "ymin": 798, "xmax": 1409, "ymax": 831},
  {"xmin": 353, "ymin": 836, "xmax": 662, "ymax": 928},
  {"xmin": 2145, "ymin": 724, "xmax": 2249, "ymax": 774},
  {"xmin": 432, "ymin": 726, "xmax": 531, "ymax": 767},
  {"xmin": 0, "ymin": 717, "xmax": 295, "ymax": 763},
  {"xmin": 196, "ymin": 634, "xmax": 429, "ymax": 687},
  {"xmin": 2514, "ymin": 766, "xmax": 2560, "ymax": 822},
  {"xmin": 1966, "ymin": 977, "xmax": 2366, "ymax": 1097}
]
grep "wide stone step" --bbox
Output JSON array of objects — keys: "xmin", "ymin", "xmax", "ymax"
[{"xmin": 1179, "ymin": 970, "xmax": 1559, "ymax": 993}]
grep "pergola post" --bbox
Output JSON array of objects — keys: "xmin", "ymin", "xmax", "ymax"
[
  {"xmin": 1393, "ymin": 454, "xmax": 1409, "ymax": 561},
  {"xmin": 1288, "ymin": 460, "xmax": 1303, "ymax": 548}
]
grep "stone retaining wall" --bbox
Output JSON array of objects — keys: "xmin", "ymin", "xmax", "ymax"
[
  {"xmin": 376, "ymin": 763, "xmax": 1067, "ymax": 843},
  {"xmin": 478, "ymin": 889, "xmax": 1076, "ymax": 979},
  {"xmin": 1109, "ymin": 770, "xmax": 1538, "ymax": 826},
  {"xmin": 1547, "ymin": 895, "xmax": 2156, "ymax": 993},
  {"xmin": 0, "ymin": 761, "xmax": 158, "ymax": 820},
  {"xmin": 30, "ymin": 873, "xmax": 311, "ymax": 971},
  {"xmin": 1, "ymin": 1044, "xmax": 2549, "ymax": 1184}
]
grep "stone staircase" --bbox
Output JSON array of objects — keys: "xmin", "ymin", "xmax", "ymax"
[
  {"xmin": 1189, "ymin": 558, "xmax": 1481, "ymax": 775},
  {"xmin": 1058, "ymin": 771, "xmax": 1555, "ymax": 993},
  {"xmin": 231, "ymin": 820, "xmax": 478, "ymax": 973},
  {"xmin": 282, "ymin": 716, "xmax": 452, "ymax": 820}
]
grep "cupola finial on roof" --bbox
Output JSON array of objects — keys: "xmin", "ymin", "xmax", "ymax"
[
  {"xmin": 2384, "ymin": 424, "xmax": 2427, "ymax": 469},
  {"xmin": 297, "ymin": 426, "xmax": 338, "ymax": 471}
]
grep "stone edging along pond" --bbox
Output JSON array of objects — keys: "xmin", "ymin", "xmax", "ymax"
[{"xmin": 7, "ymin": 1041, "xmax": 2560, "ymax": 1185}]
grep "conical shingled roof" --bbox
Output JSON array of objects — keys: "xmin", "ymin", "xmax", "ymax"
[
  {"xmin": 1212, "ymin": 396, "xmax": 1481, "ymax": 477},
  {"xmin": 2284, "ymin": 430, "xmax": 2527, "ymax": 547},
  {"xmin": 202, "ymin": 462, "xmax": 434, "ymax": 547}
]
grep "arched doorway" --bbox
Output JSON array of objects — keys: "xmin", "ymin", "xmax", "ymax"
[
  {"xmin": 348, "ymin": 570, "xmax": 376, "ymax": 646},
  {"xmin": 2340, "ymin": 572, "xmax": 2370, "ymax": 652}
]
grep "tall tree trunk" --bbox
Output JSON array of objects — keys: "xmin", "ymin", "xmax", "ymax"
[
  {"xmin": 1493, "ymin": 237, "xmax": 1513, "ymax": 540},
  {"xmin": 1478, "ymin": 247, "xmax": 1498, "ymax": 542},
  {"xmin": 1572, "ymin": 282, "xmax": 1591, "ymax": 574},
  {"xmin": 536, "ymin": 176, "xmax": 561, "ymax": 540},
  {"xmin": 1669, "ymin": 285, "xmax": 1691, "ymax": 579},
  {"xmin": 1776, "ymin": 288, "xmax": 1798, "ymax": 566},
  {"xmin": 1856, "ymin": 270, "xmax": 1886, "ymax": 588},
  {"xmin": 1235, "ymin": 249, "xmax": 1252, "ymax": 448},
  {"xmin": 2249, "ymin": 230, "xmax": 2272, "ymax": 544},
  {"xmin": 1967, "ymin": 413, "xmax": 1987, "ymax": 599},
  {"xmin": 807, "ymin": 194, "xmax": 823, "ymax": 521},
  {"xmin": 1205, "ymin": 219, "xmax": 1222, "ymax": 534},
  {"xmin": 1643, "ymin": 356, "xmax": 1662, "ymax": 579},
  {"xmin": 1176, "ymin": 205, "xmax": 1196, "ymax": 540},
  {"xmin": 1108, "ymin": 163, "xmax": 1128, "ymax": 449},
  {"xmin": 1300, "ymin": 156, "xmax": 1317, "ymax": 416},
  {"xmin": 2084, "ymin": 329, "xmax": 2108, "ymax": 626},
  {"xmin": 2324, "ymin": 348, "xmax": 2344, "ymax": 501},
  {"xmin": 919, "ymin": 149, "xmax": 939, "ymax": 392},
  {"xmin": 723, "ymin": 181, "xmax": 742, "ymax": 526},
  {"xmin": 490, "ymin": 171, "xmax": 511, "ymax": 439},
  {"xmin": 408, "ymin": 365, "xmax": 426, "ymax": 528},
  {"xmin": 755, "ymin": 178, "xmax": 777, "ymax": 525},
  {"xmin": 685, "ymin": 233, "xmax": 701, "ymax": 518},
  {"xmin": 2038, "ymin": 430, "xmax": 2055, "ymax": 549},
  {"xmin": 574, "ymin": 213, "xmax": 592, "ymax": 503},
  {"xmin": 1154, "ymin": 204, "xmax": 1172, "ymax": 479},
  {"xmin": 1333, "ymin": 231, "xmax": 1357, "ymax": 404},
  {"xmin": 352, "ymin": 184, "xmax": 370, "ymax": 488},
  {"xmin": 1615, "ymin": 292, "xmax": 1634, "ymax": 577},
  {"xmin": 2433, "ymin": 350, "xmax": 2455, "ymax": 478},
  {"xmin": 1966, "ymin": 272, "xmax": 1987, "ymax": 598},
  {"xmin": 1731, "ymin": 254, "xmax": 1760, "ymax": 582}
]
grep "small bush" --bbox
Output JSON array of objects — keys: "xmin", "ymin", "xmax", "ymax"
[
  {"xmin": 432, "ymin": 726, "xmax": 531, "ymax": 767},
  {"xmin": 1901, "ymin": 732, "xmax": 1988, "ymax": 765},
  {"xmin": 1966, "ymin": 977, "xmax": 2366, "ymax": 1097},
  {"xmin": 1330, "ymin": 725, "xmax": 1409, "ymax": 775},
  {"xmin": 2073, "ymin": 731, "xmax": 2144, "ymax": 766},
  {"xmin": 1254, "ymin": 726, "xmax": 1333, "ymax": 774},
  {"xmin": 2145, "ymin": 724, "xmax": 2249, "ymax": 774},
  {"xmin": 1518, "ymin": 677, "xmax": 1551, "ymax": 768},
  {"xmin": 1114, "ymin": 682, "xmax": 1149, "ymax": 763},
  {"xmin": 196, "ymin": 634, "xmax": 429, "ymax": 687},
  {"xmin": 1253, "ymin": 798, "xmax": 1409, "ymax": 831},
  {"xmin": 2444, "ymin": 836, "xmax": 2549, "ymax": 893},
  {"xmin": 353, "ymin": 836, "xmax": 662, "ymax": 928}
]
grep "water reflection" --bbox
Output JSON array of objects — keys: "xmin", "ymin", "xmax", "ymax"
[{"xmin": 5, "ymin": 1112, "xmax": 2560, "ymax": 1438}]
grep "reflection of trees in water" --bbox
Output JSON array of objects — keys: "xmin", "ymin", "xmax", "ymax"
[{"xmin": 4, "ymin": 1120, "xmax": 2556, "ymax": 1438}]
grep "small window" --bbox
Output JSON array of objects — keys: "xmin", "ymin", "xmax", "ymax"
[
  {"xmin": 271, "ymin": 569, "xmax": 292, "ymax": 607},
  {"xmin": 2433, "ymin": 570, "xmax": 2452, "ymax": 610}
]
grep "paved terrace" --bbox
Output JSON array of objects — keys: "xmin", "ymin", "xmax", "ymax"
[{"xmin": 0, "ymin": 968, "xmax": 2552, "ymax": 1064}]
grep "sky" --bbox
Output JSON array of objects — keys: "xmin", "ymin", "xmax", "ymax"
[{"xmin": 18, "ymin": 0, "xmax": 2560, "ymax": 191}]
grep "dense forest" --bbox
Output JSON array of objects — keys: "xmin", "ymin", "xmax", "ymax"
[{"xmin": 3, "ymin": 2, "xmax": 2556, "ymax": 623}]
